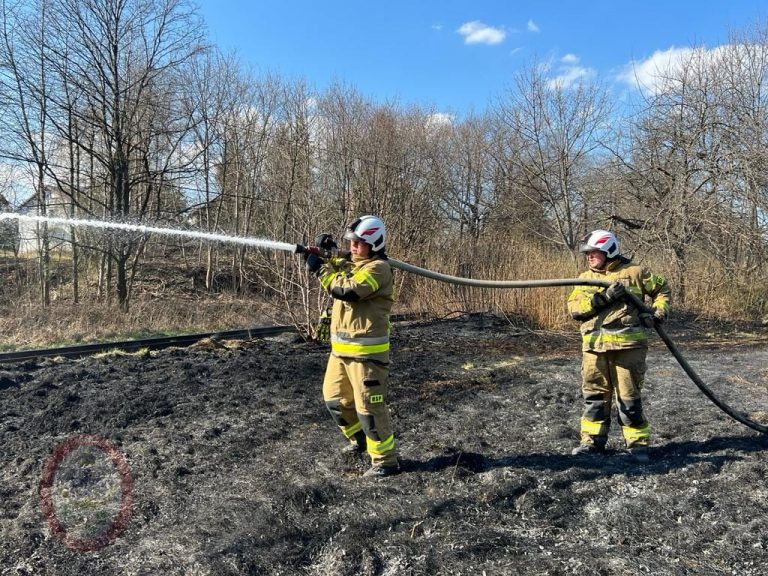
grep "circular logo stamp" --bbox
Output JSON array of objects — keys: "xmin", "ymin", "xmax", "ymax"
[{"xmin": 39, "ymin": 434, "xmax": 134, "ymax": 552}]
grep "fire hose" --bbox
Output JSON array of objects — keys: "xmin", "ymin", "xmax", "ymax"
[
  {"xmin": 3, "ymin": 212, "xmax": 762, "ymax": 434},
  {"xmin": 297, "ymin": 244, "xmax": 768, "ymax": 436}
]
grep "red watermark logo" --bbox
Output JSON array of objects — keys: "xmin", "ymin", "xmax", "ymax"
[{"xmin": 39, "ymin": 434, "xmax": 134, "ymax": 552}]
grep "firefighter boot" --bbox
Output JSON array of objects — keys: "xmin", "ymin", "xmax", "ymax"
[
  {"xmin": 363, "ymin": 463, "xmax": 401, "ymax": 478},
  {"xmin": 571, "ymin": 436, "xmax": 607, "ymax": 456},
  {"xmin": 571, "ymin": 444, "xmax": 605, "ymax": 456},
  {"xmin": 342, "ymin": 430, "xmax": 367, "ymax": 454}
]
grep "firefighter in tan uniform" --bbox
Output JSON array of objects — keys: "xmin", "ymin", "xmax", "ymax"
[
  {"xmin": 305, "ymin": 215, "xmax": 400, "ymax": 477},
  {"xmin": 567, "ymin": 230, "xmax": 670, "ymax": 463}
]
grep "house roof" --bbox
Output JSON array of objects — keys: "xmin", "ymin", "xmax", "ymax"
[{"xmin": 16, "ymin": 187, "xmax": 68, "ymax": 211}]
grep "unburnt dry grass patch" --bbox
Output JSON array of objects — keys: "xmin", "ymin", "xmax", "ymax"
[
  {"xmin": 1, "ymin": 315, "xmax": 768, "ymax": 575},
  {"xmin": 0, "ymin": 296, "xmax": 282, "ymax": 351}
]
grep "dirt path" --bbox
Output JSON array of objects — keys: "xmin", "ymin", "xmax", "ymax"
[{"xmin": 2, "ymin": 316, "xmax": 768, "ymax": 575}]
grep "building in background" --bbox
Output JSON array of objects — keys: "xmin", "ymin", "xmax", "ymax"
[{"xmin": 16, "ymin": 188, "xmax": 71, "ymax": 254}]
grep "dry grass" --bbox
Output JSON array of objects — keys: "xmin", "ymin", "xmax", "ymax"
[
  {"xmin": 0, "ymin": 252, "xmax": 293, "ymax": 349},
  {"xmin": 404, "ymin": 242, "xmax": 768, "ymax": 328},
  {"xmin": 0, "ymin": 296, "xmax": 284, "ymax": 350},
  {"xmin": 404, "ymin": 242, "xmax": 583, "ymax": 330},
  {"xmin": 3, "ymin": 240, "xmax": 768, "ymax": 350}
]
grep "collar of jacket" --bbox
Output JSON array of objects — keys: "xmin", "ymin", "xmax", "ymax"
[
  {"xmin": 590, "ymin": 255, "xmax": 632, "ymax": 273},
  {"xmin": 351, "ymin": 254, "xmax": 379, "ymax": 263}
]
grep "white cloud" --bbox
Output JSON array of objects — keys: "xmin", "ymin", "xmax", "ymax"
[
  {"xmin": 617, "ymin": 46, "xmax": 695, "ymax": 93},
  {"xmin": 457, "ymin": 21, "xmax": 506, "ymax": 45},
  {"xmin": 540, "ymin": 54, "xmax": 596, "ymax": 89},
  {"xmin": 614, "ymin": 45, "xmax": 752, "ymax": 95},
  {"xmin": 527, "ymin": 20, "xmax": 540, "ymax": 33},
  {"xmin": 424, "ymin": 113, "xmax": 455, "ymax": 138},
  {"xmin": 547, "ymin": 65, "xmax": 597, "ymax": 89},
  {"xmin": 432, "ymin": 24, "xmax": 443, "ymax": 31},
  {"xmin": 426, "ymin": 113, "xmax": 455, "ymax": 129}
]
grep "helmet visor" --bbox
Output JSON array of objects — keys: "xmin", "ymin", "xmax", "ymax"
[{"xmin": 343, "ymin": 229, "xmax": 362, "ymax": 243}]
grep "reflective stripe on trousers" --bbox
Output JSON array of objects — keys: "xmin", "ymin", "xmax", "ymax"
[
  {"xmin": 322, "ymin": 355, "xmax": 398, "ymax": 466},
  {"xmin": 579, "ymin": 348, "xmax": 650, "ymax": 448}
]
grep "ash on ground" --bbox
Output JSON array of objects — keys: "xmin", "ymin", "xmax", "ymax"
[{"xmin": 2, "ymin": 315, "xmax": 768, "ymax": 575}]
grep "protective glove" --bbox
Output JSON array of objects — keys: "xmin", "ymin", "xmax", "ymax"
[
  {"xmin": 639, "ymin": 309, "xmax": 665, "ymax": 328},
  {"xmin": 305, "ymin": 253, "xmax": 323, "ymax": 274},
  {"xmin": 604, "ymin": 282, "xmax": 626, "ymax": 303},
  {"xmin": 591, "ymin": 281, "xmax": 626, "ymax": 311},
  {"xmin": 313, "ymin": 309, "xmax": 331, "ymax": 343},
  {"xmin": 328, "ymin": 256, "xmax": 349, "ymax": 269},
  {"xmin": 314, "ymin": 233, "xmax": 337, "ymax": 251}
]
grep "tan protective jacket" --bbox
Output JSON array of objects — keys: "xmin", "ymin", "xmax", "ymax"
[
  {"xmin": 567, "ymin": 257, "xmax": 671, "ymax": 352},
  {"xmin": 318, "ymin": 255, "xmax": 394, "ymax": 362}
]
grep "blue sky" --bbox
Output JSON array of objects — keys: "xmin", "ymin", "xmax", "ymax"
[
  {"xmin": 3, "ymin": 2, "xmax": 767, "ymax": 205},
  {"xmin": 196, "ymin": 1, "xmax": 768, "ymax": 114}
]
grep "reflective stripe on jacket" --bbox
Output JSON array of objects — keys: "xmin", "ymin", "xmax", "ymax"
[
  {"xmin": 567, "ymin": 257, "xmax": 671, "ymax": 352},
  {"xmin": 318, "ymin": 255, "xmax": 394, "ymax": 361}
]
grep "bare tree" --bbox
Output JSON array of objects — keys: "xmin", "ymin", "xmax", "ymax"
[
  {"xmin": 708, "ymin": 30, "xmax": 768, "ymax": 271},
  {"xmin": 614, "ymin": 47, "xmax": 744, "ymax": 301},
  {"xmin": 231, "ymin": 78, "xmax": 317, "ymax": 333},
  {"xmin": 44, "ymin": 0, "xmax": 204, "ymax": 310},
  {"xmin": 315, "ymin": 82, "xmax": 369, "ymax": 230},
  {"xmin": 182, "ymin": 49, "xmax": 241, "ymax": 291},
  {"xmin": 493, "ymin": 61, "xmax": 612, "ymax": 259},
  {"xmin": 315, "ymin": 86, "xmax": 442, "ymax": 260},
  {"xmin": 433, "ymin": 114, "xmax": 493, "ymax": 242},
  {"xmin": 0, "ymin": 0, "xmax": 56, "ymax": 305}
]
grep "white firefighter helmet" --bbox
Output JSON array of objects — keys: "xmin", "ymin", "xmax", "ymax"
[
  {"xmin": 343, "ymin": 215, "xmax": 386, "ymax": 251},
  {"xmin": 579, "ymin": 230, "xmax": 620, "ymax": 259}
]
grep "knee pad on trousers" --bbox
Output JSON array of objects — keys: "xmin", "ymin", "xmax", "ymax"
[
  {"xmin": 325, "ymin": 400, "xmax": 349, "ymax": 427},
  {"xmin": 583, "ymin": 393, "xmax": 610, "ymax": 421},
  {"xmin": 618, "ymin": 397, "xmax": 645, "ymax": 427},
  {"xmin": 357, "ymin": 413, "xmax": 382, "ymax": 442}
]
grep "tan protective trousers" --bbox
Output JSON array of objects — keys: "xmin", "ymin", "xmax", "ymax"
[
  {"xmin": 323, "ymin": 355, "xmax": 398, "ymax": 466},
  {"xmin": 579, "ymin": 348, "xmax": 650, "ymax": 448}
]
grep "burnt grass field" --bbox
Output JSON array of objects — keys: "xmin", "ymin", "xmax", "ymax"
[{"xmin": 2, "ymin": 314, "xmax": 768, "ymax": 575}]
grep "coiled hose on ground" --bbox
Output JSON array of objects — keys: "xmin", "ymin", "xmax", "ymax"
[{"xmin": 389, "ymin": 258, "xmax": 768, "ymax": 436}]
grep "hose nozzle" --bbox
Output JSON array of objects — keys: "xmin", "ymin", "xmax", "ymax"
[{"xmin": 295, "ymin": 244, "xmax": 351, "ymax": 260}]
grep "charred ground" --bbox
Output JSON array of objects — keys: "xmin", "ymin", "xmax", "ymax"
[{"xmin": 2, "ymin": 315, "xmax": 768, "ymax": 575}]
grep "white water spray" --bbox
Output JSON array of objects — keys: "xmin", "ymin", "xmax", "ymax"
[
  {"xmin": 0, "ymin": 213, "xmax": 300, "ymax": 253},
  {"xmin": 1, "ymin": 215, "xmax": 763, "ymax": 436}
]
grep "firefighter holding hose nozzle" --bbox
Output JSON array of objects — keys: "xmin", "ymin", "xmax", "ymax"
[
  {"xmin": 304, "ymin": 215, "xmax": 400, "ymax": 478},
  {"xmin": 567, "ymin": 230, "xmax": 671, "ymax": 463}
]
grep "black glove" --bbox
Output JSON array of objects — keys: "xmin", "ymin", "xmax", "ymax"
[
  {"xmin": 305, "ymin": 253, "xmax": 322, "ymax": 274},
  {"xmin": 591, "ymin": 282, "xmax": 626, "ymax": 311},
  {"xmin": 640, "ymin": 309, "xmax": 665, "ymax": 328},
  {"xmin": 603, "ymin": 282, "xmax": 626, "ymax": 303},
  {"xmin": 314, "ymin": 233, "xmax": 337, "ymax": 251}
]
